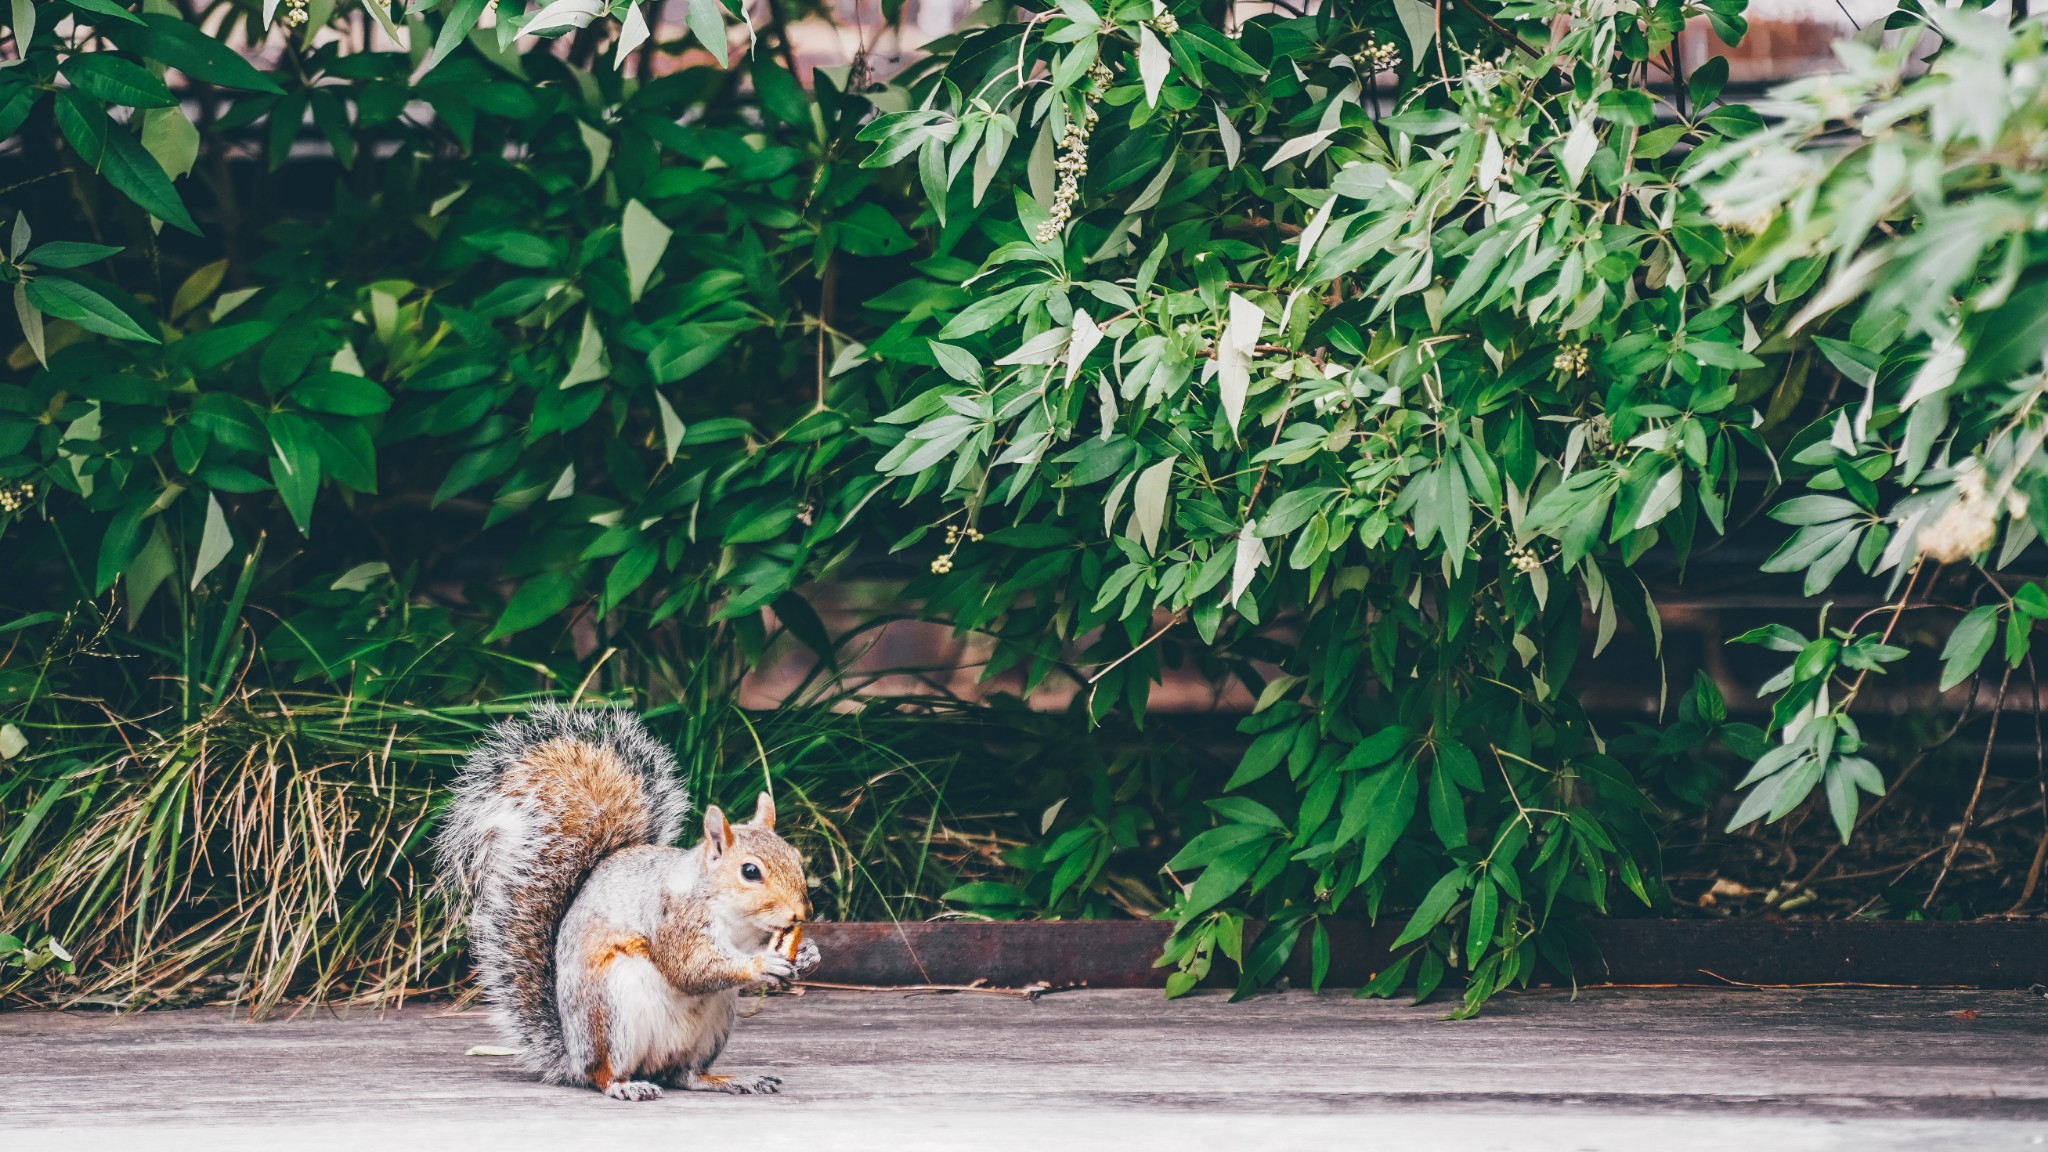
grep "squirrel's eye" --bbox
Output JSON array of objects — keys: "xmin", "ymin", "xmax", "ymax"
[{"xmin": 740, "ymin": 862, "xmax": 763, "ymax": 883}]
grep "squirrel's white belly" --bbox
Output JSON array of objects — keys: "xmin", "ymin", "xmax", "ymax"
[{"xmin": 605, "ymin": 956, "xmax": 739, "ymax": 1076}]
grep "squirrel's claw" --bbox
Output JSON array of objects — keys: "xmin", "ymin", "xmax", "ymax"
[
  {"xmin": 601, "ymin": 1080, "xmax": 664, "ymax": 1102},
  {"xmin": 755, "ymin": 950, "xmax": 799, "ymax": 989}
]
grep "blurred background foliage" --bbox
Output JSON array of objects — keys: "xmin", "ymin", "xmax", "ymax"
[{"xmin": 4, "ymin": 0, "xmax": 2048, "ymax": 1014}]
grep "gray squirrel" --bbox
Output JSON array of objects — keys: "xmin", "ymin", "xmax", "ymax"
[{"xmin": 437, "ymin": 705, "xmax": 820, "ymax": 1100}]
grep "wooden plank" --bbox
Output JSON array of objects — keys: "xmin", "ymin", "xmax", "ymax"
[{"xmin": 4, "ymin": 988, "xmax": 2046, "ymax": 1150}]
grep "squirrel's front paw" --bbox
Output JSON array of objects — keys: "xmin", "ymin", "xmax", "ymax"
[
  {"xmin": 792, "ymin": 939, "xmax": 821, "ymax": 978},
  {"xmin": 753, "ymin": 950, "xmax": 798, "ymax": 989},
  {"xmin": 602, "ymin": 1079, "xmax": 663, "ymax": 1102}
]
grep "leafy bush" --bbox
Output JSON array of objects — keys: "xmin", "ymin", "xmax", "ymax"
[{"xmin": 848, "ymin": 0, "xmax": 2048, "ymax": 1007}]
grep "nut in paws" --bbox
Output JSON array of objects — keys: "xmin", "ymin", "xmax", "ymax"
[{"xmin": 792, "ymin": 938, "xmax": 821, "ymax": 978}]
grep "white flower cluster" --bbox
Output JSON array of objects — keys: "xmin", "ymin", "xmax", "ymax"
[
  {"xmin": 1917, "ymin": 468, "xmax": 2002, "ymax": 564},
  {"xmin": 282, "ymin": 0, "xmax": 309, "ymax": 26},
  {"xmin": 1706, "ymin": 200, "xmax": 1776, "ymax": 236},
  {"xmin": 931, "ymin": 523, "xmax": 982, "ymax": 573},
  {"xmin": 1552, "ymin": 343, "xmax": 1589, "ymax": 377},
  {"xmin": 1036, "ymin": 103, "xmax": 1100, "ymax": 245},
  {"xmin": 0, "ymin": 480, "xmax": 33, "ymax": 515},
  {"xmin": 1357, "ymin": 34, "xmax": 1400, "ymax": 73},
  {"xmin": 1508, "ymin": 545, "xmax": 1543, "ymax": 573}
]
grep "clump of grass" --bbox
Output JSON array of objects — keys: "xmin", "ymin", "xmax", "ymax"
[{"xmin": 0, "ymin": 691, "xmax": 492, "ymax": 1012}]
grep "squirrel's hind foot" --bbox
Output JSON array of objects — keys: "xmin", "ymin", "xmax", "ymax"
[
  {"xmin": 601, "ymin": 1079, "xmax": 664, "ymax": 1102},
  {"xmin": 688, "ymin": 1071, "xmax": 782, "ymax": 1095}
]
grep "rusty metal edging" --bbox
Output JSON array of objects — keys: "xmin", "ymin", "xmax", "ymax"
[{"xmin": 803, "ymin": 919, "xmax": 2048, "ymax": 990}]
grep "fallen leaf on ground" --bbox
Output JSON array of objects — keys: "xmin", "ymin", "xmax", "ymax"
[
  {"xmin": 1952, "ymin": 1010, "xmax": 1978, "ymax": 1021},
  {"xmin": 466, "ymin": 1045, "xmax": 522, "ymax": 1056}
]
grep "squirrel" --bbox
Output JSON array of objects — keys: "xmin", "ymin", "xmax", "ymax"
[{"xmin": 436, "ymin": 705, "xmax": 820, "ymax": 1101}]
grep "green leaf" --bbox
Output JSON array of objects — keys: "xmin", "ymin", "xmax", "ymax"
[
  {"xmin": 1940, "ymin": 605, "xmax": 2000, "ymax": 692},
  {"xmin": 190, "ymin": 493, "xmax": 233, "ymax": 590},
  {"xmin": 1685, "ymin": 339, "xmax": 1765, "ymax": 370},
  {"xmin": 134, "ymin": 13, "xmax": 285, "ymax": 93},
  {"xmin": 686, "ymin": 0, "xmax": 729, "ymax": 67},
  {"xmin": 23, "ymin": 275, "xmax": 157, "ymax": 342},
  {"xmin": 1822, "ymin": 761, "xmax": 1859, "ymax": 844},
  {"xmin": 1687, "ymin": 54, "xmax": 1728, "ymax": 108},
  {"xmin": 124, "ymin": 520, "xmax": 175, "ymax": 623},
  {"xmin": 61, "ymin": 54, "xmax": 175, "ymax": 108},
  {"xmin": 1466, "ymin": 876, "xmax": 1498, "ymax": 959},
  {"xmin": 63, "ymin": 0, "xmax": 144, "ymax": 23},
  {"xmin": 140, "ymin": 104, "xmax": 197, "ymax": 180},
  {"xmin": 292, "ymin": 372, "xmax": 392, "ymax": 415},
  {"xmin": 1438, "ymin": 740, "xmax": 1482, "ymax": 789},
  {"xmin": 54, "ymin": 88, "xmax": 107, "ymax": 165},
  {"xmin": 1390, "ymin": 0, "xmax": 1436, "ymax": 75},
  {"xmin": 1177, "ymin": 841, "xmax": 1264, "ymax": 921},
  {"xmin": 2015, "ymin": 583, "xmax": 2048, "ymax": 621},
  {"xmin": 602, "ymin": 542, "xmax": 659, "ymax": 612},
  {"xmin": 1164, "ymin": 823, "xmax": 1272, "ymax": 871},
  {"xmin": 1383, "ymin": 108, "xmax": 1462, "ymax": 136},
  {"xmin": 1391, "ymin": 866, "xmax": 1470, "ymax": 949},
  {"xmin": 24, "ymin": 241, "xmax": 122, "ymax": 268},
  {"xmin": 654, "ymin": 391, "xmax": 685, "ymax": 462},
  {"xmin": 1340, "ymin": 726, "xmax": 1410, "ymax": 770},
  {"xmin": 1224, "ymin": 722, "xmax": 1297, "ymax": 790},
  {"xmin": 100, "ymin": 127, "xmax": 200, "ymax": 233},
  {"xmin": 1206, "ymin": 796, "xmax": 1286, "ymax": 829},
  {"xmin": 1257, "ymin": 486, "xmax": 1341, "ymax": 538},
  {"xmin": 1731, "ymin": 623, "xmax": 1807, "ymax": 652},
  {"xmin": 7, "ymin": 0, "xmax": 33, "ymax": 50},
  {"xmin": 422, "ymin": 0, "xmax": 491, "ymax": 75},
  {"xmin": 752, "ymin": 57, "xmax": 809, "ymax": 126},
  {"xmin": 268, "ymin": 411, "xmax": 325, "ymax": 535},
  {"xmin": 0, "ymin": 85, "xmax": 41, "ymax": 140},
  {"xmin": 94, "ymin": 497, "xmax": 152, "ymax": 594},
  {"xmin": 1426, "ymin": 765, "xmax": 1467, "ymax": 847},
  {"xmin": 1957, "ymin": 278, "xmax": 2048, "ymax": 392},
  {"xmin": 621, "ymin": 199, "xmax": 671, "ymax": 303},
  {"xmin": 487, "ymin": 570, "xmax": 581, "ymax": 640},
  {"xmin": 830, "ymin": 202, "xmax": 913, "ymax": 257}
]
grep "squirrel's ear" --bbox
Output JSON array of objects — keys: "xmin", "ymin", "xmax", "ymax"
[
  {"xmin": 752, "ymin": 791, "xmax": 776, "ymax": 830},
  {"xmin": 703, "ymin": 806, "xmax": 734, "ymax": 859}
]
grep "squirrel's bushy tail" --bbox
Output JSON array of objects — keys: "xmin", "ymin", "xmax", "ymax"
[{"xmin": 436, "ymin": 705, "xmax": 688, "ymax": 1080}]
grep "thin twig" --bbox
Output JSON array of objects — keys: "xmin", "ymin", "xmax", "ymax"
[
  {"xmin": 1085, "ymin": 612, "xmax": 1187, "ymax": 685},
  {"xmin": 2006, "ymin": 651, "xmax": 2048, "ymax": 915},
  {"xmin": 1927, "ymin": 663, "xmax": 2013, "ymax": 909},
  {"xmin": 1698, "ymin": 970, "xmax": 1967, "ymax": 990}
]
